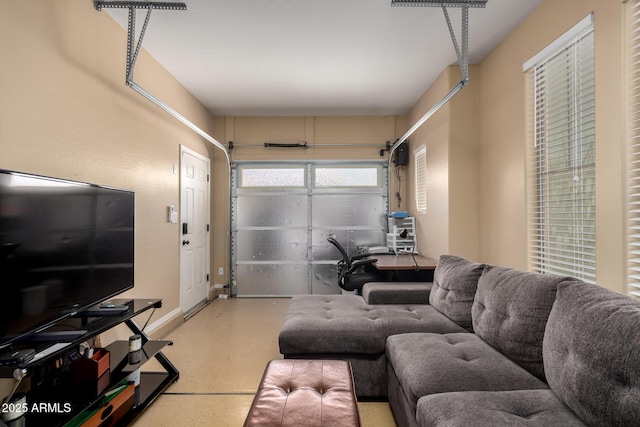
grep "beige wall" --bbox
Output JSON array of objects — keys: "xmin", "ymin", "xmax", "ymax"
[
  {"xmin": 402, "ymin": 0, "xmax": 625, "ymax": 293},
  {"xmin": 404, "ymin": 66, "xmax": 480, "ymax": 261},
  {"xmin": 0, "ymin": 1, "xmax": 215, "ymax": 334},
  {"xmin": 217, "ymin": 115, "xmax": 401, "ymax": 161},
  {"xmin": 477, "ymin": 0, "xmax": 625, "ymax": 292}
]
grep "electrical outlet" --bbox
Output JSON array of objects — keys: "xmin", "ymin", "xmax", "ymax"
[{"xmin": 218, "ymin": 267, "xmax": 224, "ymax": 275}]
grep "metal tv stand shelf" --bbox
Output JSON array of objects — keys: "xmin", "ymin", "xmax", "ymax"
[{"xmin": 0, "ymin": 298, "xmax": 179, "ymax": 427}]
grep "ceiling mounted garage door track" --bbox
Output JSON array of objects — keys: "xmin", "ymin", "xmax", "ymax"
[
  {"xmin": 386, "ymin": 0, "xmax": 486, "ymax": 214},
  {"xmin": 93, "ymin": 1, "xmax": 230, "ymax": 163},
  {"xmin": 94, "ymin": 0, "xmax": 233, "ymax": 290}
]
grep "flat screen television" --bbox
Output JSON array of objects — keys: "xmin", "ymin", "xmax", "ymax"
[{"xmin": 0, "ymin": 169, "xmax": 134, "ymax": 349}]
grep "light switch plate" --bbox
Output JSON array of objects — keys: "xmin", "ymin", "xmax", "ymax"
[{"xmin": 168, "ymin": 205, "xmax": 178, "ymax": 223}]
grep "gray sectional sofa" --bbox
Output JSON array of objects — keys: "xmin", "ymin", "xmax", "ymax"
[{"xmin": 278, "ymin": 255, "xmax": 640, "ymax": 426}]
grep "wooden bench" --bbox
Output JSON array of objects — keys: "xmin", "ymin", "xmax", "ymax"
[{"xmin": 244, "ymin": 359, "xmax": 361, "ymax": 427}]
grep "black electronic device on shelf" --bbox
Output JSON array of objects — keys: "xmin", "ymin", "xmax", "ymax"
[{"xmin": 0, "ymin": 169, "xmax": 135, "ymax": 350}]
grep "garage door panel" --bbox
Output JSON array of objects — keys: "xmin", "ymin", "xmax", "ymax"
[
  {"xmin": 346, "ymin": 229, "xmax": 386, "ymax": 253},
  {"xmin": 237, "ymin": 264, "xmax": 309, "ymax": 296},
  {"xmin": 311, "ymin": 264, "xmax": 341, "ymax": 294},
  {"xmin": 236, "ymin": 229, "xmax": 308, "ymax": 261},
  {"xmin": 236, "ymin": 194, "xmax": 307, "ymax": 227},
  {"xmin": 312, "ymin": 229, "xmax": 386, "ymax": 260},
  {"xmin": 312, "ymin": 229, "xmax": 350, "ymax": 260},
  {"xmin": 232, "ymin": 162, "xmax": 387, "ymax": 296},
  {"xmin": 312, "ymin": 194, "xmax": 386, "ymax": 227}
]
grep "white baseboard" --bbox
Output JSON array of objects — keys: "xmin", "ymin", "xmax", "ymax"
[{"xmin": 144, "ymin": 307, "xmax": 183, "ymax": 339}]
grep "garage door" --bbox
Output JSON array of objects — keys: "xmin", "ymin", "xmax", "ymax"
[{"xmin": 231, "ymin": 162, "xmax": 388, "ymax": 296}]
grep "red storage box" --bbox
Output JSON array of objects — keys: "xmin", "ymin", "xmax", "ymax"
[{"xmin": 71, "ymin": 349, "xmax": 110, "ymax": 381}]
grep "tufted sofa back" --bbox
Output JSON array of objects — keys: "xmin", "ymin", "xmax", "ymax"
[
  {"xmin": 429, "ymin": 255, "xmax": 486, "ymax": 331},
  {"xmin": 543, "ymin": 281, "xmax": 640, "ymax": 426},
  {"xmin": 471, "ymin": 266, "xmax": 576, "ymax": 381}
]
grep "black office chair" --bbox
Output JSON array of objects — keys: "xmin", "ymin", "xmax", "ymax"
[{"xmin": 327, "ymin": 237, "xmax": 383, "ymax": 293}]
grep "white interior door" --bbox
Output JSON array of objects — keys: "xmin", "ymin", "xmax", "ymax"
[{"xmin": 180, "ymin": 147, "xmax": 210, "ymax": 315}]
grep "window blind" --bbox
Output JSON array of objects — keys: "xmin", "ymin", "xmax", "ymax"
[
  {"xmin": 414, "ymin": 145, "xmax": 427, "ymax": 212},
  {"xmin": 527, "ymin": 20, "xmax": 596, "ymax": 283},
  {"xmin": 627, "ymin": 1, "xmax": 640, "ymax": 298}
]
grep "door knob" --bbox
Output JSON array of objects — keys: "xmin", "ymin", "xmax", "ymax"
[{"xmin": 182, "ymin": 240, "xmax": 190, "ymax": 246}]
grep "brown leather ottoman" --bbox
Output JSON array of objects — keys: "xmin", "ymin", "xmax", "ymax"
[{"xmin": 244, "ymin": 359, "xmax": 361, "ymax": 427}]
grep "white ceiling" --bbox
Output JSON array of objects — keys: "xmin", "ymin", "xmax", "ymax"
[{"xmin": 106, "ymin": 0, "xmax": 543, "ymax": 116}]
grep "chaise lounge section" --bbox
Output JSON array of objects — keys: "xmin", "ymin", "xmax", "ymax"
[
  {"xmin": 278, "ymin": 294, "xmax": 467, "ymax": 397},
  {"xmin": 279, "ymin": 255, "xmax": 486, "ymax": 397},
  {"xmin": 278, "ymin": 254, "xmax": 640, "ymax": 426}
]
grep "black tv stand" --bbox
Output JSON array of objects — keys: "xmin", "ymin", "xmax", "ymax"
[
  {"xmin": 22, "ymin": 329, "xmax": 89, "ymax": 343},
  {"xmin": 0, "ymin": 298, "xmax": 179, "ymax": 426},
  {"xmin": 78, "ymin": 303, "xmax": 131, "ymax": 317}
]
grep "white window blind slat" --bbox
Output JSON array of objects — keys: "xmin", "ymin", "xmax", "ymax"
[
  {"xmin": 527, "ymin": 17, "xmax": 596, "ymax": 283},
  {"xmin": 414, "ymin": 145, "xmax": 427, "ymax": 213},
  {"xmin": 628, "ymin": 0, "xmax": 640, "ymax": 298}
]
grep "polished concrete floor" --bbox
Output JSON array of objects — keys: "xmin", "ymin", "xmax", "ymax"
[{"xmin": 133, "ymin": 297, "xmax": 397, "ymax": 426}]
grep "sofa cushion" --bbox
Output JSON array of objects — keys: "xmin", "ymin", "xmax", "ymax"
[
  {"xmin": 429, "ymin": 255, "xmax": 486, "ymax": 331},
  {"xmin": 543, "ymin": 281, "xmax": 640, "ymax": 427},
  {"xmin": 385, "ymin": 333, "xmax": 548, "ymax": 414},
  {"xmin": 416, "ymin": 390, "xmax": 587, "ymax": 427},
  {"xmin": 362, "ymin": 282, "xmax": 432, "ymax": 305},
  {"xmin": 472, "ymin": 266, "xmax": 575, "ymax": 381},
  {"xmin": 279, "ymin": 295, "xmax": 467, "ymax": 356}
]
